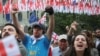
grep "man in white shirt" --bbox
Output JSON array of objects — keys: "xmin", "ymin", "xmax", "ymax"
[{"xmin": 52, "ymin": 34, "xmax": 69, "ymax": 56}]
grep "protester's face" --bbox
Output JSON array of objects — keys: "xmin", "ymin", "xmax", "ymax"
[
  {"xmin": 95, "ymin": 29, "xmax": 100, "ymax": 38},
  {"xmin": 2, "ymin": 25, "xmax": 17, "ymax": 38},
  {"xmin": 74, "ymin": 35, "xmax": 88, "ymax": 52},
  {"xmin": 33, "ymin": 27, "xmax": 43, "ymax": 38},
  {"xmin": 58, "ymin": 39, "xmax": 68, "ymax": 50}
]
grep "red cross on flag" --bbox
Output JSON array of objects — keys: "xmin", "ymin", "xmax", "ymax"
[{"xmin": 0, "ymin": 35, "xmax": 21, "ymax": 56}]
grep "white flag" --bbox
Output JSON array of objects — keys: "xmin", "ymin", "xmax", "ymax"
[{"xmin": 0, "ymin": 35, "xmax": 21, "ymax": 56}]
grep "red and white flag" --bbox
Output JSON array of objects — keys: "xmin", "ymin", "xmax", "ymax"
[
  {"xmin": 52, "ymin": 32, "xmax": 58, "ymax": 41},
  {"xmin": 28, "ymin": 0, "xmax": 34, "ymax": 11},
  {"xmin": 0, "ymin": 35, "xmax": 21, "ymax": 56},
  {"xmin": 3, "ymin": 0, "xmax": 12, "ymax": 14},
  {"xmin": 18, "ymin": 0, "xmax": 28, "ymax": 11},
  {"xmin": 38, "ymin": 13, "xmax": 46, "ymax": 24}
]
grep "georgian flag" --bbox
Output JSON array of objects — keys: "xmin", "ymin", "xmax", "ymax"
[
  {"xmin": 0, "ymin": 35, "xmax": 21, "ymax": 56},
  {"xmin": 3, "ymin": 0, "xmax": 12, "ymax": 14},
  {"xmin": 38, "ymin": 13, "xmax": 46, "ymax": 24},
  {"xmin": 52, "ymin": 32, "xmax": 58, "ymax": 41}
]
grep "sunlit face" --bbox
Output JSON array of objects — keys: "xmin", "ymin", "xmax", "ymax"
[
  {"xmin": 2, "ymin": 25, "xmax": 18, "ymax": 38},
  {"xmin": 33, "ymin": 27, "xmax": 43, "ymax": 38},
  {"xmin": 74, "ymin": 35, "xmax": 88, "ymax": 52},
  {"xmin": 58, "ymin": 39, "xmax": 68, "ymax": 50}
]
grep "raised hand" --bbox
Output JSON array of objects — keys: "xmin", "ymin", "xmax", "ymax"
[
  {"xmin": 45, "ymin": 6, "xmax": 54, "ymax": 15},
  {"xmin": 70, "ymin": 21, "xmax": 79, "ymax": 31},
  {"xmin": 11, "ymin": 7, "xmax": 18, "ymax": 15}
]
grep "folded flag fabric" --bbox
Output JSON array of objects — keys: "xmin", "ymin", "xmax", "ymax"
[{"xmin": 0, "ymin": 35, "xmax": 21, "ymax": 56}]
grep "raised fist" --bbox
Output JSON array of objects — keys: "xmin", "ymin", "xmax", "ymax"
[
  {"xmin": 11, "ymin": 7, "xmax": 18, "ymax": 15},
  {"xmin": 45, "ymin": 6, "xmax": 54, "ymax": 15},
  {"xmin": 71, "ymin": 21, "xmax": 79, "ymax": 31}
]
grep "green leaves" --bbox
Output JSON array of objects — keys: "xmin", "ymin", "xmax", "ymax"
[{"xmin": 54, "ymin": 13, "xmax": 100, "ymax": 34}]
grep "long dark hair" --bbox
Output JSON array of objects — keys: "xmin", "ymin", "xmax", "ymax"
[
  {"xmin": 64, "ymin": 34, "xmax": 91, "ymax": 56},
  {"xmin": 81, "ymin": 30, "xmax": 95, "ymax": 48}
]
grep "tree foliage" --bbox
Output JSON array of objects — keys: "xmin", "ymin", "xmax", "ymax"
[{"xmin": 54, "ymin": 13, "xmax": 100, "ymax": 34}]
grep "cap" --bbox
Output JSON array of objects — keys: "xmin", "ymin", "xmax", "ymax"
[
  {"xmin": 58, "ymin": 34, "xmax": 67, "ymax": 41},
  {"xmin": 32, "ymin": 22, "xmax": 45, "ymax": 30}
]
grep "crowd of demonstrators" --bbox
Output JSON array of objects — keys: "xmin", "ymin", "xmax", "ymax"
[
  {"xmin": 0, "ymin": 5, "xmax": 100, "ymax": 56},
  {"xmin": 64, "ymin": 21, "xmax": 100, "ymax": 56},
  {"xmin": 48, "ymin": 20, "xmax": 100, "ymax": 56},
  {"xmin": 49, "ymin": 21, "xmax": 79, "ymax": 56}
]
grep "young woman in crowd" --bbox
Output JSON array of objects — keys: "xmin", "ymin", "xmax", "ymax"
[
  {"xmin": 64, "ymin": 34, "xmax": 91, "ymax": 56},
  {"xmin": 81, "ymin": 30, "xmax": 99, "ymax": 56}
]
